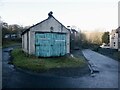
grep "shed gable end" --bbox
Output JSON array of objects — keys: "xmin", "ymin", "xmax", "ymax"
[{"xmin": 30, "ymin": 17, "xmax": 69, "ymax": 33}]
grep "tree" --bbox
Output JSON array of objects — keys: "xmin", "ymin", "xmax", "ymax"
[
  {"xmin": 81, "ymin": 31, "xmax": 103, "ymax": 45},
  {"xmin": 2, "ymin": 22, "xmax": 10, "ymax": 38},
  {"xmin": 102, "ymin": 32, "xmax": 109, "ymax": 44}
]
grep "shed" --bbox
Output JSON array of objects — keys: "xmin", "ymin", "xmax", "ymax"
[{"xmin": 21, "ymin": 12, "xmax": 70, "ymax": 57}]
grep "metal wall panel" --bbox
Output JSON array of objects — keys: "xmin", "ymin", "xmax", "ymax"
[{"xmin": 35, "ymin": 33, "xmax": 66, "ymax": 57}]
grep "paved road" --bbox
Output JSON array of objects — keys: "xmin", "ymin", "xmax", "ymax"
[
  {"xmin": 2, "ymin": 47, "xmax": 119, "ymax": 88},
  {"xmin": 82, "ymin": 49, "xmax": 119, "ymax": 88}
]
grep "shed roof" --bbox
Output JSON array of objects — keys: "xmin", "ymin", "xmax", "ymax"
[{"xmin": 21, "ymin": 14, "xmax": 69, "ymax": 35}]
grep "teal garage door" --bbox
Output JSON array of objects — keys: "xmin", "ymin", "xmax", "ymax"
[{"xmin": 35, "ymin": 33, "xmax": 66, "ymax": 57}]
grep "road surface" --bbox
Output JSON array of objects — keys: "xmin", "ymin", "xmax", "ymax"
[
  {"xmin": 82, "ymin": 49, "xmax": 119, "ymax": 88},
  {"xmin": 2, "ymin": 47, "xmax": 119, "ymax": 88}
]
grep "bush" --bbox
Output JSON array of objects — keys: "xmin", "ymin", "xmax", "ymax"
[{"xmin": 2, "ymin": 38, "xmax": 21, "ymax": 48}]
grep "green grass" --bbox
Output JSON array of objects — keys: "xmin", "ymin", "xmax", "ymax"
[
  {"xmin": 113, "ymin": 52, "xmax": 120, "ymax": 61},
  {"xmin": 2, "ymin": 39, "xmax": 21, "ymax": 48},
  {"xmin": 11, "ymin": 49, "xmax": 86, "ymax": 72}
]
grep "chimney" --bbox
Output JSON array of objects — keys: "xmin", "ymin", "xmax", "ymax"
[{"xmin": 48, "ymin": 11, "xmax": 53, "ymax": 17}]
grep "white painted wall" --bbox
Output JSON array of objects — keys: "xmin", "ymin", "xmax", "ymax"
[
  {"xmin": 110, "ymin": 31, "xmax": 118, "ymax": 49},
  {"xmin": 22, "ymin": 16, "xmax": 70, "ymax": 55},
  {"xmin": 31, "ymin": 16, "xmax": 70, "ymax": 54},
  {"xmin": 29, "ymin": 31, "xmax": 35, "ymax": 54},
  {"xmin": 30, "ymin": 17, "xmax": 69, "ymax": 33},
  {"xmin": 22, "ymin": 33, "xmax": 28, "ymax": 53},
  {"xmin": 66, "ymin": 33, "xmax": 70, "ymax": 53},
  {"xmin": 22, "ymin": 35, "xmax": 23, "ymax": 49}
]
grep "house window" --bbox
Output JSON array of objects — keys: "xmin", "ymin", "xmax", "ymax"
[
  {"xmin": 114, "ymin": 34, "xmax": 115, "ymax": 37},
  {"xmin": 114, "ymin": 42, "xmax": 115, "ymax": 46}
]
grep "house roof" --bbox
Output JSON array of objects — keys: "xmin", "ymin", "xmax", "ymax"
[
  {"xmin": 71, "ymin": 29, "xmax": 78, "ymax": 33},
  {"xmin": 116, "ymin": 26, "xmax": 120, "ymax": 33},
  {"xmin": 21, "ymin": 14, "xmax": 69, "ymax": 35}
]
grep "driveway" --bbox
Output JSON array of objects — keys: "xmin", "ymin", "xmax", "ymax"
[
  {"xmin": 82, "ymin": 49, "xmax": 119, "ymax": 88},
  {"xmin": 2, "ymin": 47, "xmax": 119, "ymax": 88}
]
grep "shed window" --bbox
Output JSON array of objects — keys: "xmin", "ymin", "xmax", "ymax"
[{"xmin": 50, "ymin": 27, "xmax": 54, "ymax": 32}]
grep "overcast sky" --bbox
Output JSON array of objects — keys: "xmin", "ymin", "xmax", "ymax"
[{"xmin": 0, "ymin": 0, "xmax": 119, "ymax": 31}]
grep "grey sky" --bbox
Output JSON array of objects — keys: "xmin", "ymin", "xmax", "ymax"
[{"xmin": 0, "ymin": 0, "xmax": 119, "ymax": 31}]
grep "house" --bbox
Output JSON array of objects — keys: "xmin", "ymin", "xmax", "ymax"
[
  {"xmin": 4, "ymin": 34, "xmax": 10, "ymax": 39},
  {"xmin": 116, "ymin": 27, "xmax": 120, "ymax": 51},
  {"xmin": 4, "ymin": 33, "xmax": 17, "ymax": 39},
  {"xmin": 11, "ymin": 34, "xmax": 17, "ymax": 39},
  {"xmin": 21, "ymin": 12, "xmax": 70, "ymax": 57},
  {"xmin": 69, "ymin": 29, "xmax": 79, "ymax": 50},
  {"xmin": 110, "ymin": 29, "xmax": 118, "ymax": 49}
]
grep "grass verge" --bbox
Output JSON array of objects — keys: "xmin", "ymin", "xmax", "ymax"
[
  {"xmin": 11, "ymin": 49, "xmax": 86, "ymax": 72},
  {"xmin": 94, "ymin": 48, "xmax": 120, "ymax": 61},
  {"xmin": 2, "ymin": 39, "xmax": 21, "ymax": 48},
  {"xmin": 113, "ymin": 52, "xmax": 120, "ymax": 61}
]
